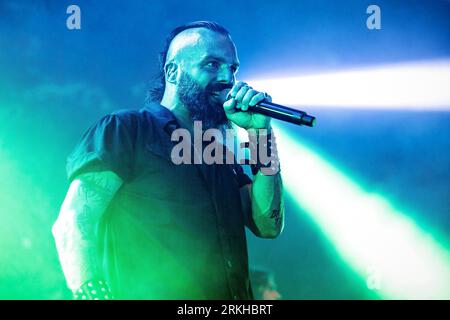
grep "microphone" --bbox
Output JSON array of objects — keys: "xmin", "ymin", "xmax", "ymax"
[
  {"xmin": 249, "ymin": 101, "xmax": 316, "ymax": 127},
  {"xmin": 220, "ymin": 86, "xmax": 316, "ymax": 127}
]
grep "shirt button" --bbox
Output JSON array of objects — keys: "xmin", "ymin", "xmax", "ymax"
[
  {"xmin": 227, "ymin": 260, "xmax": 232, "ymax": 268},
  {"xmin": 233, "ymin": 295, "xmax": 238, "ymax": 300}
]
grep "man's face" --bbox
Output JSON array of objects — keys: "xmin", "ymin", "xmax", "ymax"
[
  {"xmin": 178, "ymin": 71, "xmax": 230, "ymax": 130},
  {"xmin": 175, "ymin": 29, "xmax": 240, "ymax": 129}
]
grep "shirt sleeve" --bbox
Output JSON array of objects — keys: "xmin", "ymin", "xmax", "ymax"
[
  {"xmin": 233, "ymin": 162, "xmax": 252, "ymax": 188},
  {"xmin": 66, "ymin": 113, "xmax": 135, "ymax": 183},
  {"xmin": 232, "ymin": 162, "xmax": 259, "ymax": 234}
]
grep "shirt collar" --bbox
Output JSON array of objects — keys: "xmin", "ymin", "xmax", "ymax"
[
  {"xmin": 140, "ymin": 102, "xmax": 216, "ymax": 188},
  {"xmin": 139, "ymin": 102, "xmax": 181, "ymax": 161},
  {"xmin": 141, "ymin": 102, "xmax": 180, "ymax": 134},
  {"xmin": 142, "ymin": 101, "xmax": 177, "ymax": 122}
]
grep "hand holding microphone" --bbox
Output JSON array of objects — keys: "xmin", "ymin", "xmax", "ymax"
[{"xmin": 222, "ymin": 81, "xmax": 316, "ymax": 129}]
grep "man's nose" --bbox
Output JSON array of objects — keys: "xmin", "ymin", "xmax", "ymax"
[{"xmin": 217, "ymin": 67, "xmax": 235, "ymax": 85}]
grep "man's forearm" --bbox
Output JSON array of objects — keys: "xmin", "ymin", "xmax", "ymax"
[
  {"xmin": 250, "ymin": 171, "xmax": 284, "ymax": 238},
  {"xmin": 247, "ymin": 127, "xmax": 285, "ymax": 238},
  {"xmin": 52, "ymin": 209, "xmax": 103, "ymax": 290}
]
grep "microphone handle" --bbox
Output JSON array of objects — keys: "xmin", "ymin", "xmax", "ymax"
[{"xmin": 248, "ymin": 101, "xmax": 316, "ymax": 127}]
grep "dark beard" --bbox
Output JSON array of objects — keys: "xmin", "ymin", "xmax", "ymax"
[{"xmin": 178, "ymin": 72, "xmax": 231, "ymax": 130}]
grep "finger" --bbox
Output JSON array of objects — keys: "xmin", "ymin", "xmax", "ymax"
[
  {"xmin": 227, "ymin": 81, "xmax": 246, "ymax": 99},
  {"xmin": 241, "ymin": 89, "xmax": 258, "ymax": 111},
  {"xmin": 249, "ymin": 91, "xmax": 267, "ymax": 107},
  {"xmin": 234, "ymin": 85, "xmax": 252, "ymax": 106},
  {"xmin": 223, "ymin": 98, "xmax": 237, "ymax": 113}
]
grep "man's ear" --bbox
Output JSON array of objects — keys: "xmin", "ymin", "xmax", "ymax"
[{"xmin": 164, "ymin": 62, "xmax": 179, "ymax": 84}]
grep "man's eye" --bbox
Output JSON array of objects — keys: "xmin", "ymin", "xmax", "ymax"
[{"xmin": 206, "ymin": 61, "xmax": 219, "ymax": 69}]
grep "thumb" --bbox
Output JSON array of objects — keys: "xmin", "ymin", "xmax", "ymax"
[{"xmin": 223, "ymin": 98, "xmax": 237, "ymax": 114}]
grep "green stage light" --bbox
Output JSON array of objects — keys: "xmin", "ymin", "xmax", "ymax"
[
  {"xmin": 240, "ymin": 125, "xmax": 450, "ymax": 299},
  {"xmin": 274, "ymin": 125, "xmax": 450, "ymax": 299}
]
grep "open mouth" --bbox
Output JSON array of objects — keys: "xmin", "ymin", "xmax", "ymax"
[{"xmin": 211, "ymin": 89, "xmax": 230, "ymax": 101}]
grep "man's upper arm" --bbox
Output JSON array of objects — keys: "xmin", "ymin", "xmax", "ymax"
[
  {"xmin": 52, "ymin": 170, "xmax": 123, "ymax": 290},
  {"xmin": 62, "ymin": 112, "xmax": 136, "ymax": 220},
  {"xmin": 66, "ymin": 113, "xmax": 136, "ymax": 184},
  {"xmin": 57, "ymin": 171, "xmax": 123, "ymax": 228}
]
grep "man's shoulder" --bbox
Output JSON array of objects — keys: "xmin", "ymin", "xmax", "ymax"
[
  {"xmin": 108, "ymin": 103, "xmax": 175, "ymax": 129},
  {"xmin": 107, "ymin": 107, "xmax": 149, "ymax": 125}
]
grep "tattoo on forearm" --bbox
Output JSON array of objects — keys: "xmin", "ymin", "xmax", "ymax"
[{"xmin": 270, "ymin": 208, "xmax": 282, "ymax": 226}]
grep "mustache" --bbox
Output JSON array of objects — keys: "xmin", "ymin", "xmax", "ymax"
[{"xmin": 207, "ymin": 83, "xmax": 234, "ymax": 93}]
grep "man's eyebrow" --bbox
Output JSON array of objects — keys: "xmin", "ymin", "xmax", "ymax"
[{"xmin": 201, "ymin": 55, "xmax": 240, "ymax": 68}]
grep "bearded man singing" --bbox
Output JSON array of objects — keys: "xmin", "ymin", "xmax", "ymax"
[{"xmin": 52, "ymin": 21, "xmax": 285, "ymax": 300}]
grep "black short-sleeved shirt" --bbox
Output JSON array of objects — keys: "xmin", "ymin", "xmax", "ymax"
[{"xmin": 66, "ymin": 103, "xmax": 255, "ymax": 299}]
